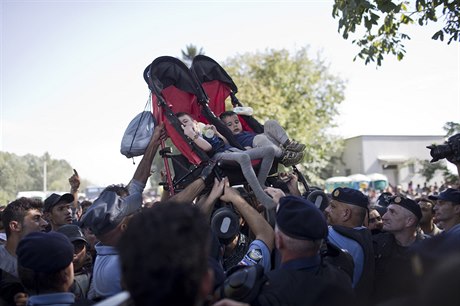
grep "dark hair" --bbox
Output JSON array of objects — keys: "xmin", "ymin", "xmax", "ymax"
[
  {"xmin": 1, "ymin": 198, "xmax": 43, "ymax": 238},
  {"xmin": 17, "ymin": 265, "xmax": 65, "ymax": 294},
  {"xmin": 219, "ymin": 111, "xmax": 237, "ymax": 121},
  {"xmin": 103, "ymin": 184, "xmax": 129, "ymax": 197},
  {"xmin": 175, "ymin": 112, "xmax": 191, "ymax": 119},
  {"xmin": 118, "ymin": 203, "xmax": 210, "ymax": 306}
]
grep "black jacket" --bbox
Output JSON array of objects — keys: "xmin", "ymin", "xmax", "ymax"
[{"xmin": 254, "ymin": 258, "xmax": 355, "ymax": 306}]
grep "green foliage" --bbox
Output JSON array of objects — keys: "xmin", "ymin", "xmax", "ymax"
[
  {"xmin": 0, "ymin": 152, "xmax": 87, "ymax": 205},
  {"xmin": 419, "ymin": 159, "xmax": 447, "ymax": 182},
  {"xmin": 332, "ymin": 0, "xmax": 460, "ymax": 66},
  {"xmin": 181, "ymin": 44, "xmax": 205, "ymax": 67},
  {"xmin": 223, "ymin": 48, "xmax": 345, "ymax": 185},
  {"xmin": 443, "ymin": 121, "xmax": 460, "ymax": 137},
  {"xmin": 419, "ymin": 158, "xmax": 458, "ymax": 184}
]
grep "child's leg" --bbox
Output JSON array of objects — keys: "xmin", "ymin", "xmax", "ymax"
[
  {"xmin": 264, "ymin": 119, "xmax": 305, "ymax": 153},
  {"xmin": 253, "ymin": 134, "xmax": 283, "ymax": 157},
  {"xmin": 213, "ymin": 151, "xmax": 276, "ymax": 209},
  {"xmin": 244, "ymin": 147, "xmax": 276, "ymax": 185},
  {"xmin": 263, "ymin": 120, "xmax": 289, "ymax": 146}
]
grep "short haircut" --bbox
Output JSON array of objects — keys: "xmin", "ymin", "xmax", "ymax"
[
  {"xmin": 1, "ymin": 198, "xmax": 43, "ymax": 238},
  {"xmin": 103, "ymin": 184, "xmax": 129, "ymax": 197},
  {"xmin": 175, "ymin": 112, "xmax": 191, "ymax": 119},
  {"xmin": 353, "ymin": 205, "xmax": 368, "ymax": 226},
  {"xmin": 275, "ymin": 226, "xmax": 322, "ymax": 254},
  {"xmin": 118, "ymin": 203, "xmax": 210, "ymax": 306},
  {"xmin": 17, "ymin": 265, "xmax": 64, "ymax": 294},
  {"xmin": 219, "ymin": 111, "xmax": 237, "ymax": 121}
]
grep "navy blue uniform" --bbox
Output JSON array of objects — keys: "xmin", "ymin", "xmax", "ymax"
[{"xmin": 254, "ymin": 255, "xmax": 355, "ymax": 306}]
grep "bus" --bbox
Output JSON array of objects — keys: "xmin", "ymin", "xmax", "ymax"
[
  {"xmin": 84, "ymin": 186, "xmax": 105, "ymax": 201},
  {"xmin": 324, "ymin": 176, "xmax": 353, "ymax": 193}
]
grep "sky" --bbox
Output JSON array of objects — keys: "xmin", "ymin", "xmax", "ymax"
[{"xmin": 1, "ymin": 0, "xmax": 459, "ymax": 187}]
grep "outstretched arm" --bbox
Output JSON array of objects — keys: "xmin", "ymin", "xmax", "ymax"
[
  {"xmin": 69, "ymin": 169, "xmax": 81, "ymax": 220},
  {"xmin": 167, "ymin": 178, "xmax": 206, "ymax": 204},
  {"xmin": 130, "ymin": 123, "xmax": 166, "ymax": 185},
  {"xmin": 196, "ymin": 178, "xmax": 226, "ymax": 220},
  {"xmin": 220, "ymin": 182, "xmax": 274, "ymax": 252}
]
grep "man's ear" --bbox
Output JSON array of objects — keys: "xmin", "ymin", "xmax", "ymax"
[
  {"xmin": 120, "ymin": 222, "xmax": 128, "ymax": 232},
  {"xmin": 453, "ymin": 204, "xmax": 460, "ymax": 216},
  {"xmin": 9, "ymin": 220, "xmax": 21, "ymax": 233},
  {"xmin": 342, "ymin": 207, "xmax": 352, "ymax": 222},
  {"xmin": 60, "ymin": 263, "xmax": 75, "ymax": 291},
  {"xmin": 405, "ymin": 216, "xmax": 417, "ymax": 228}
]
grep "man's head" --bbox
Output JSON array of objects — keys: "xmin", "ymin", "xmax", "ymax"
[
  {"xmin": 416, "ymin": 197, "xmax": 436, "ymax": 225},
  {"xmin": 17, "ymin": 231, "xmax": 74, "ymax": 294},
  {"xmin": 430, "ymin": 188, "xmax": 460, "ymax": 231},
  {"xmin": 80, "ymin": 190, "xmax": 142, "ymax": 243},
  {"xmin": 365, "ymin": 208, "xmax": 383, "ymax": 231},
  {"xmin": 220, "ymin": 111, "xmax": 242, "ymax": 135},
  {"xmin": 118, "ymin": 202, "xmax": 211, "ymax": 306},
  {"xmin": 1, "ymin": 198, "xmax": 47, "ymax": 240},
  {"xmin": 325, "ymin": 187, "xmax": 369, "ymax": 227},
  {"xmin": 382, "ymin": 196, "xmax": 422, "ymax": 233},
  {"xmin": 44, "ymin": 193, "xmax": 74, "ymax": 230},
  {"xmin": 57, "ymin": 224, "xmax": 88, "ymax": 272},
  {"xmin": 275, "ymin": 196, "xmax": 328, "ymax": 257}
]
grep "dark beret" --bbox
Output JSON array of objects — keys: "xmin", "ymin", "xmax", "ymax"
[
  {"xmin": 277, "ymin": 196, "xmax": 328, "ymax": 240},
  {"xmin": 332, "ymin": 187, "xmax": 369, "ymax": 209},
  {"xmin": 390, "ymin": 196, "xmax": 422, "ymax": 220},
  {"xmin": 17, "ymin": 231, "xmax": 74, "ymax": 273},
  {"xmin": 429, "ymin": 188, "xmax": 460, "ymax": 205},
  {"xmin": 80, "ymin": 190, "xmax": 142, "ymax": 236},
  {"xmin": 44, "ymin": 193, "xmax": 74, "ymax": 212}
]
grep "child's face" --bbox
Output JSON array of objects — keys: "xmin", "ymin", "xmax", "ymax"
[
  {"xmin": 178, "ymin": 114, "xmax": 196, "ymax": 129},
  {"xmin": 222, "ymin": 114, "xmax": 243, "ymax": 135}
]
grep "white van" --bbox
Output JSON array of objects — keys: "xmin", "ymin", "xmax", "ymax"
[{"xmin": 16, "ymin": 191, "xmax": 47, "ymax": 201}]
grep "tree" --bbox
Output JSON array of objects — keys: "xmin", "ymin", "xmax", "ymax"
[
  {"xmin": 443, "ymin": 121, "xmax": 460, "ymax": 137},
  {"xmin": 0, "ymin": 152, "xmax": 92, "ymax": 204},
  {"xmin": 332, "ymin": 0, "xmax": 460, "ymax": 66},
  {"xmin": 223, "ymin": 48, "xmax": 345, "ymax": 185},
  {"xmin": 181, "ymin": 44, "xmax": 205, "ymax": 67}
]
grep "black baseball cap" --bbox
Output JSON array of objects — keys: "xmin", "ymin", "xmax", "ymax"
[{"xmin": 44, "ymin": 193, "xmax": 74, "ymax": 212}]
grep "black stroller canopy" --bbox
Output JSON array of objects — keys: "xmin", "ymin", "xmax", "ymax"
[
  {"xmin": 191, "ymin": 55, "xmax": 238, "ymax": 93},
  {"xmin": 146, "ymin": 56, "xmax": 205, "ymax": 99}
]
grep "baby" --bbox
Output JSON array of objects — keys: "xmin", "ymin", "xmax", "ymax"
[{"xmin": 219, "ymin": 111, "xmax": 305, "ymax": 167}]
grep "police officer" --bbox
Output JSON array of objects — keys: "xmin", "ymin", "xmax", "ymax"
[
  {"xmin": 253, "ymin": 195, "xmax": 354, "ymax": 306},
  {"xmin": 372, "ymin": 195, "xmax": 424, "ymax": 304},
  {"xmin": 324, "ymin": 187, "xmax": 375, "ymax": 305}
]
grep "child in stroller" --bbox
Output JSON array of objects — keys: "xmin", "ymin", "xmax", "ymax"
[
  {"xmin": 176, "ymin": 112, "xmax": 277, "ymax": 210},
  {"xmin": 219, "ymin": 111, "xmax": 305, "ymax": 167}
]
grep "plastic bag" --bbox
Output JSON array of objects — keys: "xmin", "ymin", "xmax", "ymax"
[{"xmin": 120, "ymin": 111, "xmax": 155, "ymax": 158}]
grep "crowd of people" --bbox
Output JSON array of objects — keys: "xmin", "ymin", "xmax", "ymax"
[{"xmin": 1, "ymin": 119, "xmax": 460, "ymax": 306}]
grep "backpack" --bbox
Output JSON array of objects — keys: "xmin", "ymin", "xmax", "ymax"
[{"xmin": 120, "ymin": 111, "xmax": 155, "ymax": 158}]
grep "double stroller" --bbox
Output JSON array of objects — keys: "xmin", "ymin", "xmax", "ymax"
[{"xmin": 143, "ymin": 55, "xmax": 309, "ymax": 198}]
